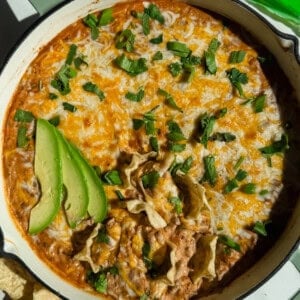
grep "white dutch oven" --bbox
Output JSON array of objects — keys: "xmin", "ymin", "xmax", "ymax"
[{"xmin": 0, "ymin": 1, "xmax": 299, "ymax": 299}]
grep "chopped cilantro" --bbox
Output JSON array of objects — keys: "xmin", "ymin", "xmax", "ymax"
[
  {"xmin": 241, "ymin": 183, "xmax": 256, "ymax": 194},
  {"xmin": 253, "ymin": 221, "xmax": 267, "ymax": 236},
  {"xmin": 142, "ymin": 171, "xmax": 160, "ymax": 189},
  {"xmin": 229, "ymin": 50, "xmax": 246, "ymax": 63},
  {"xmin": 158, "ymin": 88, "xmax": 183, "ymax": 112},
  {"xmin": 14, "ymin": 109, "xmax": 35, "ymax": 122},
  {"xmin": 202, "ymin": 155, "xmax": 217, "ymax": 187},
  {"xmin": 169, "ymin": 196, "xmax": 183, "ymax": 214},
  {"xmin": 167, "ymin": 41, "xmax": 191, "ymax": 58},
  {"xmin": 115, "ymin": 29, "xmax": 135, "ymax": 52},
  {"xmin": 150, "ymin": 34, "xmax": 163, "ymax": 44},
  {"xmin": 17, "ymin": 126, "xmax": 29, "ymax": 148},
  {"xmin": 168, "ymin": 62, "xmax": 182, "ymax": 77},
  {"xmin": 65, "ymin": 44, "xmax": 77, "ymax": 65},
  {"xmin": 103, "ymin": 170, "xmax": 123, "ymax": 185},
  {"xmin": 209, "ymin": 132, "xmax": 236, "ymax": 142},
  {"xmin": 226, "ymin": 68, "xmax": 248, "ymax": 97},
  {"xmin": 125, "ymin": 88, "xmax": 144, "ymax": 102},
  {"xmin": 199, "ymin": 113, "xmax": 216, "ymax": 148},
  {"xmin": 218, "ymin": 235, "xmax": 241, "ymax": 252},
  {"xmin": 62, "ymin": 102, "xmax": 77, "ymax": 112},
  {"xmin": 252, "ymin": 94, "xmax": 266, "ymax": 113},
  {"xmin": 152, "ymin": 51, "xmax": 163, "ymax": 61},
  {"xmin": 259, "ymin": 134, "xmax": 289, "ymax": 155},
  {"xmin": 98, "ymin": 8, "xmax": 114, "ymax": 26},
  {"xmin": 82, "ymin": 81, "xmax": 105, "ymax": 101},
  {"xmin": 114, "ymin": 54, "xmax": 148, "ymax": 76}
]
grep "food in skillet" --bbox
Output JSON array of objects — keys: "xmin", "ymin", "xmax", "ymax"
[{"xmin": 2, "ymin": 0, "xmax": 292, "ymax": 298}]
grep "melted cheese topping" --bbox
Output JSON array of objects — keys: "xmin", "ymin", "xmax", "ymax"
[{"xmin": 3, "ymin": 1, "xmax": 287, "ymax": 298}]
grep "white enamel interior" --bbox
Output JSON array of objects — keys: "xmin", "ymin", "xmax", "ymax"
[{"xmin": 0, "ymin": 1, "xmax": 299, "ymax": 299}]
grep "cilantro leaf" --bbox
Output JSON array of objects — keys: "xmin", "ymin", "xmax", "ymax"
[
  {"xmin": 115, "ymin": 29, "xmax": 135, "ymax": 52},
  {"xmin": 229, "ymin": 50, "xmax": 246, "ymax": 64},
  {"xmin": 125, "ymin": 88, "xmax": 144, "ymax": 102},
  {"xmin": 114, "ymin": 54, "xmax": 148, "ymax": 76},
  {"xmin": 202, "ymin": 155, "xmax": 217, "ymax": 187},
  {"xmin": 259, "ymin": 134, "xmax": 289, "ymax": 155},
  {"xmin": 219, "ymin": 235, "xmax": 241, "ymax": 252},
  {"xmin": 142, "ymin": 171, "xmax": 160, "ymax": 189},
  {"xmin": 226, "ymin": 68, "xmax": 248, "ymax": 97},
  {"xmin": 168, "ymin": 62, "xmax": 182, "ymax": 77},
  {"xmin": 83, "ymin": 82, "xmax": 105, "ymax": 100}
]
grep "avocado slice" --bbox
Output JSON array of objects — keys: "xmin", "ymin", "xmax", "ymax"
[
  {"xmin": 68, "ymin": 143, "xmax": 107, "ymax": 223},
  {"xmin": 55, "ymin": 130, "xmax": 89, "ymax": 228},
  {"xmin": 29, "ymin": 119, "xmax": 64, "ymax": 235}
]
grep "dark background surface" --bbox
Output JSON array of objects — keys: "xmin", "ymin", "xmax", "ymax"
[{"xmin": 0, "ymin": 0, "xmax": 38, "ymax": 70}]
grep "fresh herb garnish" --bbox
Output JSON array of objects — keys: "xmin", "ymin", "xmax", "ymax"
[
  {"xmin": 169, "ymin": 196, "xmax": 183, "ymax": 214},
  {"xmin": 204, "ymin": 38, "xmax": 220, "ymax": 74},
  {"xmin": 241, "ymin": 183, "xmax": 256, "ymax": 194},
  {"xmin": 142, "ymin": 171, "xmax": 160, "ymax": 189},
  {"xmin": 142, "ymin": 242, "xmax": 154, "ymax": 269},
  {"xmin": 167, "ymin": 41, "xmax": 191, "ymax": 58},
  {"xmin": 199, "ymin": 113, "xmax": 216, "ymax": 148},
  {"xmin": 49, "ymin": 93, "xmax": 58, "ymax": 100},
  {"xmin": 209, "ymin": 132, "xmax": 236, "ymax": 142},
  {"xmin": 252, "ymin": 94, "xmax": 266, "ymax": 113},
  {"xmin": 259, "ymin": 189, "xmax": 269, "ymax": 196},
  {"xmin": 142, "ymin": 13, "xmax": 150, "ymax": 35},
  {"xmin": 224, "ymin": 179, "xmax": 238, "ymax": 194},
  {"xmin": 98, "ymin": 8, "xmax": 114, "ymax": 26},
  {"xmin": 144, "ymin": 3, "xmax": 165, "ymax": 24},
  {"xmin": 103, "ymin": 170, "xmax": 123, "ymax": 185},
  {"xmin": 115, "ymin": 29, "xmax": 135, "ymax": 52},
  {"xmin": 149, "ymin": 136, "xmax": 159, "ymax": 152},
  {"xmin": 180, "ymin": 156, "xmax": 193, "ymax": 174},
  {"xmin": 182, "ymin": 63, "xmax": 195, "ymax": 82},
  {"xmin": 14, "ymin": 109, "xmax": 35, "ymax": 122},
  {"xmin": 226, "ymin": 68, "xmax": 248, "ymax": 97},
  {"xmin": 62, "ymin": 102, "xmax": 77, "ymax": 112},
  {"xmin": 133, "ymin": 118, "xmax": 145, "ymax": 130},
  {"xmin": 252, "ymin": 221, "xmax": 267, "ymax": 236},
  {"xmin": 97, "ymin": 227, "xmax": 110, "ymax": 244},
  {"xmin": 132, "ymin": 106, "xmax": 159, "ymax": 135},
  {"xmin": 234, "ymin": 156, "xmax": 245, "ymax": 170},
  {"xmin": 215, "ymin": 107, "xmax": 227, "ymax": 119},
  {"xmin": 181, "ymin": 54, "xmax": 201, "ymax": 65},
  {"xmin": 152, "ymin": 51, "xmax": 163, "ymax": 61},
  {"xmin": 17, "ymin": 126, "xmax": 29, "ymax": 148},
  {"xmin": 166, "ymin": 120, "xmax": 186, "ymax": 142},
  {"xmin": 83, "ymin": 14, "xmax": 99, "ymax": 40},
  {"xmin": 202, "ymin": 155, "xmax": 217, "ymax": 187},
  {"xmin": 158, "ymin": 89, "xmax": 182, "ymax": 112},
  {"xmin": 51, "ymin": 65, "xmax": 77, "ymax": 95},
  {"xmin": 114, "ymin": 54, "xmax": 148, "ymax": 76},
  {"xmin": 150, "ymin": 34, "xmax": 163, "ymax": 44},
  {"xmin": 115, "ymin": 190, "xmax": 125, "ymax": 200},
  {"xmin": 74, "ymin": 55, "xmax": 88, "ymax": 70},
  {"xmin": 48, "ymin": 116, "xmax": 60, "ymax": 127},
  {"xmin": 168, "ymin": 62, "xmax": 182, "ymax": 77},
  {"xmin": 169, "ymin": 143, "xmax": 186, "ymax": 152},
  {"xmin": 259, "ymin": 134, "xmax": 289, "ymax": 155},
  {"xmin": 125, "ymin": 88, "xmax": 144, "ymax": 102},
  {"xmin": 219, "ymin": 235, "xmax": 241, "ymax": 252},
  {"xmin": 83, "ymin": 82, "xmax": 105, "ymax": 101},
  {"xmin": 229, "ymin": 50, "xmax": 246, "ymax": 64},
  {"xmin": 65, "ymin": 44, "xmax": 77, "ymax": 65},
  {"xmin": 169, "ymin": 156, "xmax": 193, "ymax": 176},
  {"xmin": 235, "ymin": 169, "xmax": 248, "ymax": 181}
]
